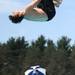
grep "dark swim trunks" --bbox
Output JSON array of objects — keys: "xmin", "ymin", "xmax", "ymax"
[{"xmin": 37, "ymin": 0, "xmax": 56, "ymax": 21}]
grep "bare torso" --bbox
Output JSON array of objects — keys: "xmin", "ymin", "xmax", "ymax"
[{"xmin": 24, "ymin": 8, "xmax": 48, "ymax": 21}]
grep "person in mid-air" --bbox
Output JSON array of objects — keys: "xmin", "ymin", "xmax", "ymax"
[{"xmin": 9, "ymin": 0, "xmax": 63, "ymax": 23}]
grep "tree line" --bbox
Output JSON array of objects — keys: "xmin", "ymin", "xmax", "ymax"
[{"xmin": 0, "ymin": 35, "xmax": 75, "ymax": 75}]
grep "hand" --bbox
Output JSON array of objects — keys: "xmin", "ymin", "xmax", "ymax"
[{"xmin": 11, "ymin": 9, "xmax": 25, "ymax": 18}]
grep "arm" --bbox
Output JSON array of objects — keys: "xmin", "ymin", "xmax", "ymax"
[
  {"xmin": 9, "ymin": 0, "xmax": 42, "ymax": 23},
  {"xmin": 10, "ymin": 0, "xmax": 41, "ymax": 17},
  {"xmin": 23, "ymin": 0, "xmax": 42, "ymax": 15}
]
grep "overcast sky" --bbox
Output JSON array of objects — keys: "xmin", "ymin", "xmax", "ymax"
[{"xmin": 0, "ymin": 0, "xmax": 75, "ymax": 44}]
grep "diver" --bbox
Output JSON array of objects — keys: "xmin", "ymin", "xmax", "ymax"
[{"xmin": 9, "ymin": 0, "xmax": 62, "ymax": 23}]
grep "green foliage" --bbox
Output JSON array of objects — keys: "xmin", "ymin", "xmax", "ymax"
[
  {"xmin": 0, "ymin": 35, "xmax": 75, "ymax": 75},
  {"xmin": 57, "ymin": 36, "xmax": 72, "ymax": 57},
  {"xmin": 7, "ymin": 37, "xmax": 28, "ymax": 50},
  {"xmin": 33, "ymin": 35, "xmax": 46, "ymax": 51}
]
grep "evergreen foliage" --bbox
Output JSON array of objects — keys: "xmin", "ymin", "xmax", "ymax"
[{"xmin": 0, "ymin": 35, "xmax": 75, "ymax": 75}]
